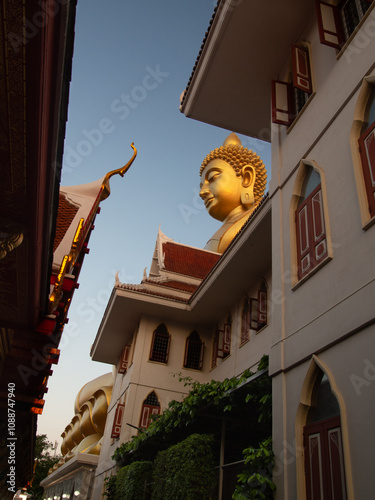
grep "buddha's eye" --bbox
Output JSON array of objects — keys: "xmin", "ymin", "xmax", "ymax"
[{"xmin": 207, "ymin": 171, "xmax": 220, "ymax": 182}]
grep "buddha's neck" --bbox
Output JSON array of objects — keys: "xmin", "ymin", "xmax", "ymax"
[{"xmin": 223, "ymin": 205, "xmax": 250, "ymax": 223}]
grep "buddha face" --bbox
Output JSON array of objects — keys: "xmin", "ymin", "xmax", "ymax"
[{"xmin": 200, "ymin": 159, "xmax": 254, "ymax": 222}]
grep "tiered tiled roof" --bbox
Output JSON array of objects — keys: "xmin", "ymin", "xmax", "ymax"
[
  {"xmin": 163, "ymin": 241, "xmax": 220, "ymax": 278},
  {"xmin": 115, "ymin": 231, "xmax": 221, "ymax": 303},
  {"xmin": 53, "ymin": 194, "xmax": 79, "ymax": 252},
  {"xmin": 117, "ymin": 282, "xmax": 191, "ymax": 303},
  {"xmin": 143, "ymin": 278, "xmax": 198, "ymax": 293}
]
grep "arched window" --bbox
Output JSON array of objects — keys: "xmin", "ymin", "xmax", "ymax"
[
  {"xmin": 295, "ymin": 166, "xmax": 328, "ymax": 279},
  {"xmin": 183, "ymin": 331, "xmax": 204, "ymax": 370},
  {"xmin": 149, "ymin": 323, "xmax": 170, "ymax": 364},
  {"xmin": 139, "ymin": 391, "xmax": 160, "ymax": 430},
  {"xmin": 304, "ymin": 371, "xmax": 347, "ymax": 500},
  {"xmin": 358, "ymin": 86, "xmax": 375, "ymax": 218}
]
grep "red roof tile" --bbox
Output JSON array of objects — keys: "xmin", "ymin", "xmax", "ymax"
[
  {"xmin": 162, "ymin": 242, "xmax": 220, "ymax": 279},
  {"xmin": 53, "ymin": 194, "xmax": 79, "ymax": 252}
]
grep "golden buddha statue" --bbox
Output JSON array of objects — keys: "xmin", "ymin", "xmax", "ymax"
[{"xmin": 199, "ymin": 132, "xmax": 267, "ymax": 253}]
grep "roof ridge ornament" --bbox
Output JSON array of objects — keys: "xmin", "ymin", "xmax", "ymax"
[
  {"xmin": 115, "ymin": 271, "xmax": 120, "ymax": 286},
  {"xmin": 100, "ymin": 142, "xmax": 137, "ymax": 201}
]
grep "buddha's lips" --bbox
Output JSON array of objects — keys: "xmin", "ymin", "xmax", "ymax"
[{"xmin": 204, "ymin": 197, "xmax": 214, "ymax": 208}]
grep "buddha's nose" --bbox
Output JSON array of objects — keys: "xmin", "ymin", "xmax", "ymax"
[{"xmin": 199, "ymin": 183, "xmax": 209, "ymax": 199}]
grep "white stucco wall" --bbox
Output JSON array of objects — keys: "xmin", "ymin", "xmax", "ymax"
[{"xmin": 270, "ymin": 8, "xmax": 375, "ymax": 500}]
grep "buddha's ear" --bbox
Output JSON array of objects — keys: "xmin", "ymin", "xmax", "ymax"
[{"xmin": 241, "ymin": 165, "xmax": 256, "ymax": 207}]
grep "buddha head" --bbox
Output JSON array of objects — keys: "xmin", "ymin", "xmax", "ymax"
[{"xmin": 199, "ymin": 133, "xmax": 267, "ymax": 222}]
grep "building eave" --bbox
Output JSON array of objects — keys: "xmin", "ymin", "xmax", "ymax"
[
  {"xmin": 90, "ymin": 287, "xmax": 192, "ymax": 364},
  {"xmin": 180, "ymin": 0, "xmax": 315, "ymax": 139},
  {"xmin": 40, "ymin": 453, "xmax": 99, "ymax": 488}
]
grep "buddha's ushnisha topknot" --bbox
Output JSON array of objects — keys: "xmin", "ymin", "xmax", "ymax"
[{"xmin": 200, "ymin": 133, "xmax": 267, "ymax": 208}]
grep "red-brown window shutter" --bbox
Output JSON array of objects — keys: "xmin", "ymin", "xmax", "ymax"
[
  {"xmin": 165, "ymin": 334, "xmax": 170, "ymax": 362},
  {"xmin": 111, "ymin": 403, "xmax": 125, "ymax": 438},
  {"xmin": 311, "ymin": 189, "xmax": 327, "ymax": 263},
  {"xmin": 292, "ymin": 45, "xmax": 312, "ymax": 94},
  {"xmin": 241, "ymin": 299, "xmax": 250, "ymax": 344},
  {"xmin": 216, "ymin": 327, "xmax": 224, "ymax": 359},
  {"xmin": 139, "ymin": 404, "xmax": 160, "ymax": 429},
  {"xmin": 272, "ymin": 80, "xmax": 294, "ymax": 126},
  {"xmin": 199, "ymin": 342, "xmax": 204, "ymax": 370},
  {"xmin": 315, "ymin": 1, "xmax": 344, "ymax": 49},
  {"xmin": 257, "ymin": 290, "xmax": 267, "ymax": 326},
  {"xmin": 249, "ymin": 298, "xmax": 259, "ymax": 330},
  {"xmin": 296, "ymin": 185, "xmax": 327, "ymax": 279},
  {"xmin": 118, "ymin": 345, "xmax": 130, "ymax": 374},
  {"xmin": 212, "ymin": 329, "xmax": 219, "ymax": 368},
  {"xmin": 296, "ymin": 202, "xmax": 311, "ymax": 276},
  {"xmin": 183, "ymin": 336, "xmax": 190, "ymax": 367},
  {"xmin": 223, "ymin": 323, "xmax": 231, "ymax": 354},
  {"xmin": 358, "ymin": 121, "xmax": 375, "ymax": 217}
]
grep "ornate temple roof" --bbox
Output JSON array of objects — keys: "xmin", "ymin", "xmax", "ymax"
[
  {"xmin": 115, "ymin": 228, "xmax": 220, "ymax": 303},
  {"xmin": 149, "ymin": 227, "xmax": 220, "ymax": 282},
  {"xmin": 0, "ymin": 0, "xmax": 78, "ymax": 493},
  {"xmin": 52, "ymin": 177, "xmax": 105, "ymax": 271},
  {"xmin": 53, "ymin": 194, "xmax": 80, "ymax": 252}
]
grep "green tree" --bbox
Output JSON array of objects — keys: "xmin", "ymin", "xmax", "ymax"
[{"xmin": 29, "ymin": 435, "xmax": 60, "ymax": 500}]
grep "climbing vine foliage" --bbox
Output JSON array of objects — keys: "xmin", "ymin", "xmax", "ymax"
[
  {"xmin": 232, "ymin": 436, "xmax": 275, "ymax": 500},
  {"xmin": 113, "ymin": 355, "xmax": 270, "ymax": 465},
  {"xmin": 108, "ymin": 356, "xmax": 274, "ymax": 499}
]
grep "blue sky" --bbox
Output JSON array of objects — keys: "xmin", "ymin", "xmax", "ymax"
[{"xmin": 38, "ymin": 0, "xmax": 271, "ymax": 446}]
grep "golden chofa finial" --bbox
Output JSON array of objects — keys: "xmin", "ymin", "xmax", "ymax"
[
  {"xmin": 222, "ymin": 132, "xmax": 242, "ymax": 147},
  {"xmin": 100, "ymin": 142, "xmax": 137, "ymax": 201}
]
